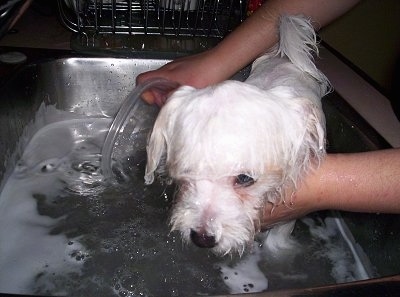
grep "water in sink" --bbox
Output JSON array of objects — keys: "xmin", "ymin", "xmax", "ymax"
[{"xmin": 0, "ymin": 104, "xmax": 372, "ymax": 296}]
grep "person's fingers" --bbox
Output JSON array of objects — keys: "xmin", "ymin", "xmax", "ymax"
[
  {"xmin": 141, "ymin": 88, "xmax": 170, "ymax": 107},
  {"xmin": 136, "ymin": 71, "xmax": 155, "ymax": 85},
  {"xmin": 152, "ymin": 90, "xmax": 168, "ymax": 107},
  {"xmin": 139, "ymin": 80, "xmax": 181, "ymax": 107},
  {"xmin": 141, "ymin": 89, "xmax": 156, "ymax": 105}
]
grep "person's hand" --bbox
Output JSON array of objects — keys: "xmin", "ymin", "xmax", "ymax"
[
  {"xmin": 139, "ymin": 79, "xmax": 180, "ymax": 107},
  {"xmin": 261, "ymin": 149, "xmax": 400, "ymax": 228},
  {"xmin": 261, "ymin": 189, "xmax": 316, "ymax": 229},
  {"xmin": 260, "ymin": 158, "xmax": 329, "ymax": 229},
  {"xmin": 136, "ymin": 49, "xmax": 232, "ymax": 106},
  {"xmin": 137, "ymin": 49, "xmax": 224, "ymax": 87}
]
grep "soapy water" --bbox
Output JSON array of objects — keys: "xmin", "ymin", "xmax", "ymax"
[{"xmin": 0, "ymin": 104, "xmax": 372, "ymax": 296}]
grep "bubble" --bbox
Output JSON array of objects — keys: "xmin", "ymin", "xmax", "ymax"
[{"xmin": 0, "ymin": 104, "xmax": 372, "ymax": 296}]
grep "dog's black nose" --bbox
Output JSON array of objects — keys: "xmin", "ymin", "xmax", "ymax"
[{"xmin": 190, "ymin": 229, "xmax": 216, "ymax": 248}]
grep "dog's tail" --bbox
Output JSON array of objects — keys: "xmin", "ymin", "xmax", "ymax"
[{"xmin": 277, "ymin": 15, "xmax": 331, "ymax": 96}]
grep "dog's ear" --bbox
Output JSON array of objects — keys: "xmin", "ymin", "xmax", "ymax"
[
  {"xmin": 287, "ymin": 96, "xmax": 326, "ymax": 186},
  {"xmin": 144, "ymin": 86, "xmax": 196, "ymax": 184},
  {"xmin": 266, "ymin": 86, "xmax": 326, "ymax": 171},
  {"xmin": 144, "ymin": 115, "xmax": 167, "ymax": 184},
  {"xmin": 259, "ymin": 86, "xmax": 326, "ymax": 203},
  {"xmin": 299, "ymin": 97, "xmax": 326, "ymax": 165},
  {"xmin": 262, "ymin": 95, "xmax": 325, "ymax": 207}
]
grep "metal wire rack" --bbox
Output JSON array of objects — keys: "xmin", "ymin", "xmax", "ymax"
[{"xmin": 58, "ymin": 0, "xmax": 246, "ymax": 38}]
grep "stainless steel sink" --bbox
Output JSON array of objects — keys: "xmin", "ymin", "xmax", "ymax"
[{"xmin": 0, "ymin": 51, "xmax": 398, "ymax": 296}]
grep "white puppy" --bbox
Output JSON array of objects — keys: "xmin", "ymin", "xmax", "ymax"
[{"xmin": 144, "ymin": 15, "xmax": 330, "ymax": 255}]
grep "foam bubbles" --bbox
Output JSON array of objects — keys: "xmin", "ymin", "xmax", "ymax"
[
  {"xmin": 0, "ymin": 173, "xmax": 90, "ymax": 294},
  {"xmin": 219, "ymin": 245, "xmax": 268, "ymax": 294},
  {"xmin": 0, "ymin": 104, "xmax": 373, "ymax": 296}
]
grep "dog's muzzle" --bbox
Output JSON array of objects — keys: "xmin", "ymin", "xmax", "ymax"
[{"xmin": 190, "ymin": 229, "xmax": 216, "ymax": 248}]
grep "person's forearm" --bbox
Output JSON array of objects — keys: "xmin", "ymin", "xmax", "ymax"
[
  {"xmin": 299, "ymin": 149, "xmax": 400, "ymax": 214},
  {"xmin": 137, "ymin": 0, "xmax": 360, "ymax": 90},
  {"xmin": 210, "ymin": 0, "xmax": 361, "ymax": 80}
]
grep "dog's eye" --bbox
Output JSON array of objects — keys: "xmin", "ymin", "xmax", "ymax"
[{"xmin": 235, "ymin": 174, "xmax": 255, "ymax": 187}]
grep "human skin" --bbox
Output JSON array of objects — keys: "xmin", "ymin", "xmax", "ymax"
[
  {"xmin": 137, "ymin": 0, "xmax": 361, "ymax": 98},
  {"xmin": 262, "ymin": 149, "xmax": 400, "ymax": 227}
]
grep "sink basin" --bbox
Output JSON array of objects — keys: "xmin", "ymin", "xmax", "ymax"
[{"xmin": 0, "ymin": 50, "xmax": 398, "ymax": 296}]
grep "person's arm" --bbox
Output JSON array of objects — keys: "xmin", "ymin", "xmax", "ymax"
[
  {"xmin": 262, "ymin": 148, "xmax": 400, "ymax": 227},
  {"xmin": 137, "ymin": 0, "xmax": 360, "ymax": 98}
]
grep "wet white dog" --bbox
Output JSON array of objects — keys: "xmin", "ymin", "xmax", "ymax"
[{"xmin": 145, "ymin": 15, "xmax": 330, "ymax": 255}]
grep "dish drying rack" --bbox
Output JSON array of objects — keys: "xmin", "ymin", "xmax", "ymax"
[{"xmin": 58, "ymin": 0, "xmax": 248, "ymax": 55}]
